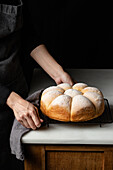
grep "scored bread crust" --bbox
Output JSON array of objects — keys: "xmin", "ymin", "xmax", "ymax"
[{"xmin": 40, "ymin": 83, "xmax": 105, "ymax": 122}]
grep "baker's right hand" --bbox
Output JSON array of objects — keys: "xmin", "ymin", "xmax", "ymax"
[{"xmin": 6, "ymin": 91, "xmax": 43, "ymax": 130}]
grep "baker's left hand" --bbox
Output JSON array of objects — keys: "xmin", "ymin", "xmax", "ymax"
[{"xmin": 7, "ymin": 92, "xmax": 43, "ymax": 130}]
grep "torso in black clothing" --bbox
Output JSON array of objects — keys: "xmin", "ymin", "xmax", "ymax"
[
  {"xmin": 0, "ymin": 0, "xmax": 19, "ymax": 5},
  {"xmin": 22, "ymin": 0, "xmax": 113, "ymax": 68}
]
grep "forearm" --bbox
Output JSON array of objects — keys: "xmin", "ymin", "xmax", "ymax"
[{"xmin": 30, "ymin": 44, "xmax": 64, "ymax": 80}]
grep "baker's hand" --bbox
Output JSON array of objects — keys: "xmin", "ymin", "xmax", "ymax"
[
  {"xmin": 6, "ymin": 92, "xmax": 43, "ymax": 130},
  {"xmin": 54, "ymin": 70, "xmax": 74, "ymax": 85}
]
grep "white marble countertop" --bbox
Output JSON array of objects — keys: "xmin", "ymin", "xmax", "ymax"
[{"xmin": 22, "ymin": 69, "xmax": 113, "ymax": 145}]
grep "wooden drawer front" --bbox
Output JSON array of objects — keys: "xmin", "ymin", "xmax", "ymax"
[
  {"xmin": 24, "ymin": 145, "xmax": 113, "ymax": 170},
  {"xmin": 46, "ymin": 151, "xmax": 103, "ymax": 170}
]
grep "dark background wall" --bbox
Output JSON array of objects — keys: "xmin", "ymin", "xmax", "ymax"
[{"xmin": 23, "ymin": 0, "xmax": 113, "ymax": 69}]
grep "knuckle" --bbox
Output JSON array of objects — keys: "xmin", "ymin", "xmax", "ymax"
[
  {"xmin": 29, "ymin": 110, "xmax": 33, "ymax": 115},
  {"xmin": 19, "ymin": 114, "xmax": 24, "ymax": 119},
  {"xmin": 32, "ymin": 109, "xmax": 35, "ymax": 113},
  {"xmin": 17, "ymin": 117, "xmax": 21, "ymax": 122},
  {"xmin": 24, "ymin": 112, "xmax": 29, "ymax": 117},
  {"xmin": 30, "ymin": 109, "xmax": 36, "ymax": 116}
]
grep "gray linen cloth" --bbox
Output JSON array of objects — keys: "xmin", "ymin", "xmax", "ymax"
[{"xmin": 10, "ymin": 89, "xmax": 43, "ymax": 161}]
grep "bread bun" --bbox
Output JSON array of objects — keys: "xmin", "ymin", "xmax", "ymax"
[{"xmin": 40, "ymin": 83, "xmax": 105, "ymax": 122}]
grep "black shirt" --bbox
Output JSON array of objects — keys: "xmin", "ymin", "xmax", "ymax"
[{"xmin": 22, "ymin": 0, "xmax": 113, "ymax": 68}]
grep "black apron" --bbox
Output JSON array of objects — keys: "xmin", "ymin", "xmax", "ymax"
[{"xmin": 0, "ymin": 1, "xmax": 28, "ymax": 169}]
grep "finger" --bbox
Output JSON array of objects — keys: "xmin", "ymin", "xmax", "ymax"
[
  {"xmin": 32, "ymin": 106, "xmax": 42, "ymax": 127},
  {"xmin": 26, "ymin": 115, "xmax": 37, "ymax": 130},
  {"xmin": 68, "ymin": 77, "xmax": 75, "ymax": 85},
  {"xmin": 34, "ymin": 107, "xmax": 40, "ymax": 119},
  {"xmin": 16, "ymin": 114, "xmax": 31, "ymax": 129},
  {"xmin": 22, "ymin": 118, "xmax": 30, "ymax": 129},
  {"xmin": 40, "ymin": 119, "xmax": 44, "ymax": 123},
  {"xmin": 34, "ymin": 107, "xmax": 44, "ymax": 124}
]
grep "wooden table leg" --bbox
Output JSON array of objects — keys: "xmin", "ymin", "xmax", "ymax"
[{"xmin": 24, "ymin": 145, "xmax": 45, "ymax": 170}]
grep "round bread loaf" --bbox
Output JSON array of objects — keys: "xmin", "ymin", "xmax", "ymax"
[{"xmin": 40, "ymin": 83, "xmax": 105, "ymax": 122}]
